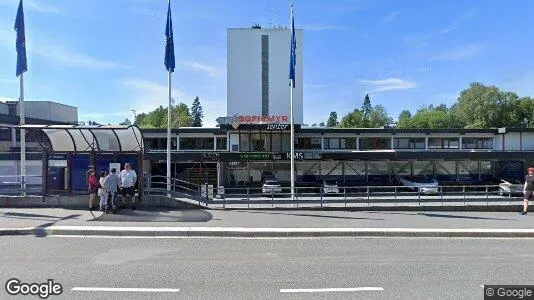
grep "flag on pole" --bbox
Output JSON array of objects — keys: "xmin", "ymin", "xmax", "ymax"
[
  {"xmin": 14, "ymin": 0, "xmax": 27, "ymax": 77},
  {"xmin": 288, "ymin": 3, "xmax": 296, "ymax": 88},
  {"xmin": 164, "ymin": 0, "xmax": 175, "ymax": 73}
]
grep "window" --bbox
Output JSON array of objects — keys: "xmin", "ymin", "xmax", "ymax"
[
  {"xmin": 295, "ymin": 137, "xmax": 321, "ymax": 150},
  {"xmin": 252, "ymin": 134, "xmax": 266, "ymax": 151},
  {"xmin": 145, "ymin": 138, "xmax": 177, "ymax": 150},
  {"xmin": 428, "ymin": 137, "xmax": 459, "ymax": 149},
  {"xmin": 324, "ymin": 138, "xmax": 357, "ymax": 149},
  {"xmin": 179, "ymin": 137, "xmax": 214, "ymax": 150},
  {"xmin": 359, "ymin": 138, "xmax": 392, "ymax": 150},
  {"xmin": 394, "ymin": 138, "xmax": 425, "ymax": 149},
  {"xmin": 462, "ymin": 137, "xmax": 493, "ymax": 149},
  {"xmin": 239, "ymin": 133, "xmax": 250, "ymax": 152},
  {"xmin": 216, "ymin": 137, "xmax": 227, "ymax": 150}
]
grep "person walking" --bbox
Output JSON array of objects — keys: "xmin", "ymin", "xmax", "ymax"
[
  {"xmin": 87, "ymin": 169, "xmax": 98, "ymax": 211},
  {"xmin": 98, "ymin": 171, "xmax": 107, "ymax": 212},
  {"xmin": 104, "ymin": 168, "xmax": 120, "ymax": 214},
  {"xmin": 522, "ymin": 167, "xmax": 534, "ymax": 215},
  {"xmin": 119, "ymin": 163, "xmax": 137, "ymax": 210}
]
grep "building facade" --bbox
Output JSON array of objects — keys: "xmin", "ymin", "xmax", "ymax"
[{"xmin": 226, "ymin": 27, "xmax": 304, "ymax": 124}]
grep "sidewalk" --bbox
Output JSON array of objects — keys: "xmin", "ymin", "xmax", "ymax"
[{"xmin": 1, "ymin": 207, "xmax": 533, "ymax": 238}]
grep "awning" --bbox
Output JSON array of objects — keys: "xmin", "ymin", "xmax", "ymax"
[{"xmin": 18, "ymin": 125, "xmax": 144, "ymax": 152}]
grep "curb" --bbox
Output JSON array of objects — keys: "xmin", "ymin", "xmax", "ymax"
[{"xmin": 2, "ymin": 226, "xmax": 534, "ymax": 238}]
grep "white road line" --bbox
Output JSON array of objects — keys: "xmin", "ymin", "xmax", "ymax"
[
  {"xmin": 71, "ymin": 287, "xmax": 180, "ymax": 293},
  {"xmin": 280, "ymin": 287, "xmax": 384, "ymax": 293}
]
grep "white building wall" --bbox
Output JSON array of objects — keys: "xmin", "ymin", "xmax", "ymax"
[{"xmin": 227, "ymin": 28, "xmax": 304, "ymax": 124}]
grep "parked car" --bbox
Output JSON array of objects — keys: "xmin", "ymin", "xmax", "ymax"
[
  {"xmin": 399, "ymin": 177, "xmax": 439, "ymax": 194},
  {"xmin": 262, "ymin": 179, "xmax": 282, "ymax": 195},
  {"xmin": 322, "ymin": 180, "xmax": 340, "ymax": 194},
  {"xmin": 498, "ymin": 180, "xmax": 524, "ymax": 196}
]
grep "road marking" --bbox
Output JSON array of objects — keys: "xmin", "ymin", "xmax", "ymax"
[
  {"xmin": 71, "ymin": 287, "xmax": 180, "ymax": 293},
  {"xmin": 280, "ymin": 287, "xmax": 384, "ymax": 293}
]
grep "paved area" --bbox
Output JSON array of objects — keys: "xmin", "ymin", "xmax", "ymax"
[
  {"xmin": 1, "ymin": 207, "xmax": 533, "ymax": 229},
  {"xmin": 0, "ymin": 236, "xmax": 533, "ymax": 299}
]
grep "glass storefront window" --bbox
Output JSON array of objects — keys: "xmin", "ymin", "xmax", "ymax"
[
  {"xmin": 239, "ymin": 133, "xmax": 250, "ymax": 152},
  {"xmin": 462, "ymin": 137, "xmax": 493, "ymax": 149},
  {"xmin": 295, "ymin": 137, "xmax": 322, "ymax": 150},
  {"xmin": 359, "ymin": 138, "xmax": 391, "ymax": 150},
  {"xmin": 281, "ymin": 133, "xmax": 291, "ymax": 152},
  {"xmin": 251, "ymin": 134, "xmax": 266, "ymax": 151},
  {"xmin": 390, "ymin": 161, "xmax": 412, "ymax": 176},
  {"xmin": 216, "ymin": 137, "xmax": 227, "ymax": 150},
  {"xmin": 272, "ymin": 133, "xmax": 282, "ymax": 152},
  {"xmin": 413, "ymin": 161, "xmax": 434, "ymax": 177},
  {"xmin": 180, "ymin": 137, "xmax": 213, "ymax": 150},
  {"xmin": 394, "ymin": 138, "xmax": 425, "ymax": 149}
]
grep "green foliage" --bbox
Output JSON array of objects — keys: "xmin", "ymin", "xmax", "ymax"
[
  {"xmin": 326, "ymin": 112, "xmax": 338, "ymax": 127},
  {"xmin": 338, "ymin": 95, "xmax": 392, "ymax": 128},
  {"xmin": 191, "ymin": 96, "xmax": 203, "ymax": 127},
  {"xmin": 134, "ymin": 102, "xmax": 192, "ymax": 129}
]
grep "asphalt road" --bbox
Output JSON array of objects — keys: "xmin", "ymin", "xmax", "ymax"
[{"xmin": 1, "ymin": 236, "xmax": 533, "ymax": 299}]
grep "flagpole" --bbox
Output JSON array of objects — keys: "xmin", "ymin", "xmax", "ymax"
[
  {"xmin": 20, "ymin": 73, "xmax": 26, "ymax": 196},
  {"xmin": 290, "ymin": 79, "xmax": 295, "ymax": 201},
  {"xmin": 167, "ymin": 70, "xmax": 171, "ymax": 193}
]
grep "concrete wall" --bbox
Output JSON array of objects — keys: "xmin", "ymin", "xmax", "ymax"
[
  {"xmin": 0, "ymin": 102, "xmax": 8, "ymax": 115},
  {"xmin": 227, "ymin": 28, "xmax": 304, "ymax": 124}
]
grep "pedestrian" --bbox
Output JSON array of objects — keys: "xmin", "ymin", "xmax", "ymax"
[
  {"xmin": 87, "ymin": 168, "xmax": 98, "ymax": 211},
  {"xmin": 522, "ymin": 167, "xmax": 534, "ymax": 215},
  {"xmin": 98, "ymin": 171, "xmax": 107, "ymax": 212},
  {"xmin": 119, "ymin": 163, "xmax": 137, "ymax": 210},
  {"xmin": 104, "ymin": 168, "xmax": 120, "ymax": 214}
]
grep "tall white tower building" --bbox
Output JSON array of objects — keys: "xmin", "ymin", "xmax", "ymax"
[{"xmin": 226, "ymin": 26, "xmax": 304, "ymax": 124}]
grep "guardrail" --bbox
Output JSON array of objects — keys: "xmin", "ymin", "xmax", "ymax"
[
  {"xmin": 0, "ymin": 175, "xmax": 43, "ymax": 196},
  {"xmin": 143, "ymin": 175, "xmax": 525, "ymax": 208}
]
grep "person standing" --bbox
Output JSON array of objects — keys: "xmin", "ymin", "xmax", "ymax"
[
  {"xmin": 120, "ymin": 163, "xmax": 137, "ymax": 210},
  {"xmin": 87, "ymin": 169, "xmax": 98, "ymax": 211},
  {"xmin": 104, "ymin": 168, "xmax": 120, "ymax": 214},
  {"xmin": 98, "ymin": 171, "xmax": 107, "ymax": 212},
  {"xmin": 522, "ymin": 167, "xmax": 534, "ymax": 215}
]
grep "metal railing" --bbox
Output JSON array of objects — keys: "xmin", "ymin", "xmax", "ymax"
[
  {"xmin": 143, "ymin": 175, "xmax": 525, "ymax": 208},
  {"xmin": 0, "ymin": 175, "xmax": 43, "ymax": 196}
]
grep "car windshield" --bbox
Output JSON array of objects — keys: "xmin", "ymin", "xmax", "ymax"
[{"xmin": 265, "ymin": 180, "xmax": 279, "ymax": 184}]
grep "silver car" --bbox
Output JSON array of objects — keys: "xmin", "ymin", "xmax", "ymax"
[{"xmin": 262, "ymin": 179, "xmax": 282, "ymax": 195}]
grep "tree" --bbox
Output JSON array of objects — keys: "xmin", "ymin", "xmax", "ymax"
[
  {"xmin": 134, "ymin": 102, "xmax": 192, "ymax": 129},
  {"xmin": 326, "ymin": 112, "xmax": 338, "ymax": 127},
  {"xmin": 362, "ymin": 94, "xmax": 372, "ymax": 117},
  {"xmin": 338, "ymin": 109, "xmax": 366, "ymax": 128},
  {"xmin": 368, "ymin": 105, "xmax": 392, "ymax": 127},
  {"xmin": 319, "ymin": 122, "xmax": 325, "ymax": 127},
  {"xmin": 191, "ymin": 96, "xmax": 203, "ymax": 127},
  {"xmin": 119, "ymin": 118, "xmax": 131, "ymax": 126}
]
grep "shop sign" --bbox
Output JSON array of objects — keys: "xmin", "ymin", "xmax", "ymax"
[
  {"xmin": 285, "ymin": 152, "xmax": 322, "ymax": 160},
  {"xmin": 216, "ymin": 114, "xmax": 289, "ymax": 129},
  {"xmin": 201, "ymin": 153, "xmax": 220, "ymax": 161},
  {"xmin": 239, "ymin": 152, "xmax": 271, "ymax": 160},
  {"xmin": 265, "ymin": 124, "xmax": 289, "ymax": 130}
]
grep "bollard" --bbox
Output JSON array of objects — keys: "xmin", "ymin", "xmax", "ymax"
[{"xmin": 344, "ymin": 187, "xmax": 347, "ymax": 207}]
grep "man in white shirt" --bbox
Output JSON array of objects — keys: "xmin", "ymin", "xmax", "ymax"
[{"xmin": 119, "ymin": 163, "xmax": 137, "ymax": 210}]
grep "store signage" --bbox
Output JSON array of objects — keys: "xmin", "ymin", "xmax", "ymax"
[
  {"xmin": 265, "ymin": 124, "xmax": 289, "ymax": 130},
  {"xmin": 239, "ymin": 153, "xmax": 271, "ymax": 160},
  {"xmin": 201, "ymin": 153, "xmax": 220, "ymax": 160},
  {"xmin": 216, "ymin": 114, "xmax": 289, "ymax": 129}
]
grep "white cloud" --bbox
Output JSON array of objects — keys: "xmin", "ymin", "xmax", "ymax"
[
  {"xmin": 380, "ymin": 12, "xmax": 399, "ymax": 24},
  {"xmin": 32, "ymin": 43, "xmax": 128, "ymax": 69},
  {"xmin": 359, "ymin": 77, "xmax": 418, "ymax": 93},
  {"xmin": 0, "ymin": 0, "xmax": 63, "ymax": 13},
  {"xmin": 300, "ymin": 24, "xmax": 347, "ymax": 31},
  {"xmin": 429, "ymin": 43, "xmax": 483, "ymax": 61},
  {"xmin": 0, "ymin": 27, "xmax": 127, "ymax": 70},
  {"xmin": 178, "ymin": 60, "xmax": 223, "ymax": 78}
]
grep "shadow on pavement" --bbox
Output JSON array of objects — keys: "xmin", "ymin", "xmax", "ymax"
[
  {"xmin": 0, "ymin": 212, "xmax": 65, "ymax": 221},
  {"xmin": 89, "ymin": 208, "xmax": 213, "ymax": 223},
  {"xmin": 34, "ymin": 214, "xmax": 82, "ymax": 238},
  {"xmin": 232, "ymin": 210, "xmax": 384, "ymax": 221},
  {"xmin": 365, "ymin": 211, "xmax": 517, "ymax": 221}
]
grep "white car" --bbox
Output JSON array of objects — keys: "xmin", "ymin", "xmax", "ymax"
[
  {"xmin": 399, "ymin": 178, "xmax": 439, "ymax": 194},
  {"xmin": 262, "ymin": 179, "xmax": 282, "ymax": 195},
  {"xmin": 322, "ymin": 180, "xmax": 340, "ymax": 194},
  {"xmin": 498, "ymin": 180, "xmax": 523, "ymax": 196}
]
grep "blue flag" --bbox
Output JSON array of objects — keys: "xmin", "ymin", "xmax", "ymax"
[
  {"xmin": 164, "ymin": 0, "xmax": 175, "ymax": 73},
  {"xmin": 288, "ymin": 3, "xmax": 296, "ymax": 88},
  {"xmin": 14, "ymin": 0, "xmax": 27, "ymax": 77}
]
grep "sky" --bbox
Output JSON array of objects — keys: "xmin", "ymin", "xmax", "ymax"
[{"xmin": 1, "ymin": 0, "xmax": 534, "ymax": 127}]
